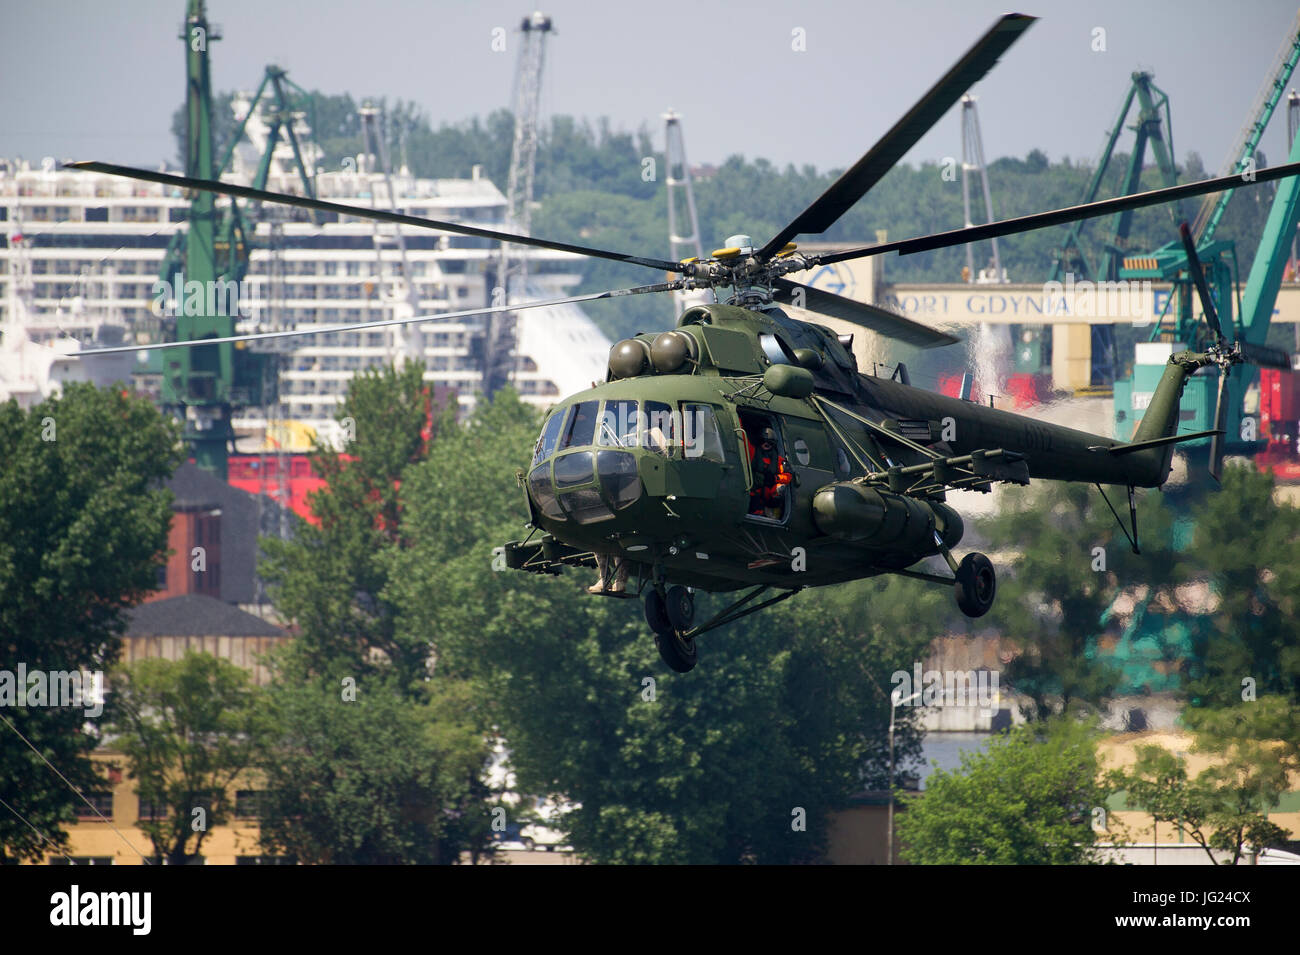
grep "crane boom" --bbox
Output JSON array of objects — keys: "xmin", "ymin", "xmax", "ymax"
[{"xmin": 1191, "ymin": 12, "xmax": 1300, "ymax": 243}]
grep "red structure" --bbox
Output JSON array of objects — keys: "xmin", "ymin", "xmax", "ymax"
[
  {"xmin": 228, "ymin": 455, "xmax": 329, "ymax": 524},
  {"xmin": 1256, "ymin": 367, "xmax": 1300, "ymax": 481}
]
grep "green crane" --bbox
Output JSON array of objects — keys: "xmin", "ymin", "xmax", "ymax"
[
  {"xmin": 154, "ymin": 0, "xmax": 238, "ymax": 478},
  {"xmin": 1049, "ymin": 72, "xmax": 1183, "ymax": 284},
  {"xmin": 1045, "ymin": 72, "xmax": 1182, "ymax": 386},
  {"xmin": 1114, "ymin": 16, "xmax": 1300, "ymax": 478},
  {"xmin": 154, "ymin": 2, "xmax": 315, "ymax": 478}
]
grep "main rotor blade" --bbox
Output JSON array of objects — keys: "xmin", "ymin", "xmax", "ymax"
[
  {"xmin": 1210, "ymin": 368, "xmax": 1231, "ymax": 482},
  {"xmin": 72, "ymin": 281, "xmax": 682, "ymax": 356},
  {"xmin": 65, "ymin": 161, "xmax": 684, "ymax": 274},
  {"xmin": 756, "ymin": 13, "xmax": 1035, "ymax": 261},
  {"xmin": 772, "ymin": 278, "xmax": 961, "ymax": 349},
  {"xmin": 1178, "ymin": 221, "xmax": 1225, "ymax": 342},
  {"xmin": 817, "ymin": 162, "xmax": 1300, "ymax": 265}
]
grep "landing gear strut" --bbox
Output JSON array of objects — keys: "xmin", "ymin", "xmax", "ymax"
[
  {"xmin": 646, "ymin": 586, "xmax": 698, "ymax": 673},
  {"xmin": 644, "ymin": 582, "xmax": 804, "ymax": 673},
  {"xmin": 954, "ymin": 552, "xmax": 996, "ymax": 618}
]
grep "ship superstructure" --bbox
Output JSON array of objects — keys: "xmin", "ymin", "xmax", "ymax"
[{"xmin": 0, "ymin": 99, "xmax": 611, "ymax": 440}]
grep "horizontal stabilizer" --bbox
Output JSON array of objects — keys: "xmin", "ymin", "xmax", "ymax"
[{"xmin": 1090, "ymin": 429, "xmax": 1223, "ymax": 456}]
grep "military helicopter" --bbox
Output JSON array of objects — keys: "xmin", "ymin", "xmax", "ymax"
[{"xmin": 72, "ymin": 13, "xmax": 1300, "ymax": 672}]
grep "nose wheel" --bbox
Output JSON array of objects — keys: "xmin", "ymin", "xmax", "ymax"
[
  {"xmin": 954, "ymin": 552, "xmax": 996, "ymax": 618},
  {"xmin": 646, "ymin": 586, "xmax": 698, "ymax": 673}
]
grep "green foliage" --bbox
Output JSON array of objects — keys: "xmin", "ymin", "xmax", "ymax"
[
  {"xmin": 897, "ymin": 719, "xmax": 1113, "ymax": 865},
  {"xmin": 254, "ymin": 665, "xmax": 489, "ymax": 865},
  {"xmin": 260, "ymin": 361, "xmax": 437, "ymax": 687},
  {"xmin": 980, "ymin": 483, "xmax": 1126, "ymax": 720},
  {"xmin": 106, "ymin": 652, "xmax": 265, "ymax": 865},
  {"xmin": 1185, "ymin": 466, "xmax": 1300, "ymax": 708},
  {"xmin": 257, "ymin": 362, "xmax": 494, "ymax": 863},
  {"xmin": 1113, "ymin": 698, "xmax": 1296, "ymax": 864},
  {"xmin": 980, "ymin": 464, "xmax": 1300, "ymax": 718},
  {"xmin": 387, "ymin": 389, "xmax": 950, "ymax": 864},
  {"xmin": 0, "ymin": 384, "xmax": 180, "ymax": 864}
]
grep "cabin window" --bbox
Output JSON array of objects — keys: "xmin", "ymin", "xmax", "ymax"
[
  {"xmin": 682, "ymin": 404, "xmax": 725, "ymax": 463},
  {"xmin": 597, "ymin": 400, "xmax": 638, "ymax": 448},
  {"xmin": 559, "ymin": 487, "xmax": 613, "ymax": 524},
  {"xmin": 759, "ymin": 333, "xmax": 793, "ymax": 365},
  {"xmin": 597, "ymin": 450, "xmax": 641, "ymax": 509}
]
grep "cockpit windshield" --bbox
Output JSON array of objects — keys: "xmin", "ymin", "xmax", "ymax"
[
  {"xmin": 561, "ymin": 401, "xmax": 599, "ymax": 449},
  {"xmin": 533, "ymin": 408, "xmax": 568, "ymax": 466}
]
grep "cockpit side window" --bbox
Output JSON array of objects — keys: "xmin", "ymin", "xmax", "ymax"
[
  {"xmin": 640, "ymin": 401, "xmax": 681, "ymax": 455},
  {"xmin": 560, "ymin": 401, "xmax": 599, "ymax": 449},
  {"xmin": 682, "ymin": 403, "xmax": 725, "ymax": 463},
  {"xmin": 533, "ymin": 408, "xmax": 568, "ymax": 465}
]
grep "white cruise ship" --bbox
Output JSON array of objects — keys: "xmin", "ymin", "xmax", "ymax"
[{"xmin": 0, "ymin": 95, "xmax": 612, "ymax": 444}]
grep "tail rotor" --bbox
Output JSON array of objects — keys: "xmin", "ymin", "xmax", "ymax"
[{"xmin": 1177, "ymin": 221, "xmax": 1242, "ymax": 481}]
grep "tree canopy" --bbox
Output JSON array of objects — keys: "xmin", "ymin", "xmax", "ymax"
[
  {"xmin": 384, "ymin": 388, "xmax": 953, "ymax": 863},
  {"xmin": 897, "ymin": 719, "xmax": 1113, "ymax": 865},
  {"xmin": 0, "ymin": 384, "xmax": 180, "ymax": 864}
]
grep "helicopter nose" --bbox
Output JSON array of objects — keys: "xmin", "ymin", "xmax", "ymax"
[{"xmin": 526, "ymin": 449, "xmax": 643, "ymax": 523}]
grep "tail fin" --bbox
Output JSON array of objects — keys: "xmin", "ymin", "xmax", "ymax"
[{"xmin": 1125, "ymin": 352, "xmax": 1217, "ymax": 486}]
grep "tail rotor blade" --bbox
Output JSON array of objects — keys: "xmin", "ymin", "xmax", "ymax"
[
  {"xmin": 1178, "ymin": 221, "xmax": 1226, "ymax": 343},
  {"xmin": 1209, "ymin": 368, "xmax": 1231, "ymax": 482},
  {"xmin": 1238, "ymin": 341, "xmax": 1293, "ymax": 370}
]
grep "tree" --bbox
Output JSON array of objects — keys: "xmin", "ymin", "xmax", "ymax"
[
  {"xmin": 897, "ymin": 719, "xmax": 1113, "ymax": 865},
  {"xmin": 1112, "ymin": 698, "xmax": 1295, "ymax": 864},
  {"xmin": 387, "ymin": 389, "xmax": 951, "ymax": 864},
  {"xmin": 106, "ymin": 652, "xmax": 265, "ymax": 865},
  {"xmin": 257, "ymin": 363, "xmax": 495, "ymax": 862},
  {"xmin": 253, "ymin": 666, "xmax": 489, "ymax": 864},
  {"xmin": 260, "ymin": 361, "xmax": 439, "ymax": 688},
  {"xmin": 979, "ymin": 484, "xmax": 1129, "ymax": 720},
  {"xmin": 0, "ymin": 384, "xmax": 180, "ymax": 864},
  {"xmin": 1184, "ymin": 465, "xmax": 1300, "ymax": 708}
]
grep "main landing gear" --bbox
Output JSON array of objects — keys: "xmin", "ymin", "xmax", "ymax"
[
  {"xmin": 646, "ymin": 586, "xmax": 698, "ymax": 673},
  {"xmin": 913, "ymin": 540, "xmax": 996, "ymax": 619},
  {"xmin": 644, "ymin": 581, "xmax": 803, "ymax": 673},
  {"xmin": 953, "ymin": 552, "xmax": 996, "ymax": 618}
]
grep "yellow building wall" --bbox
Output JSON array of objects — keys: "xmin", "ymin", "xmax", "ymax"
[{"xmin": 31, "ymin": 753, "xmax": 274, "ymax": 866}]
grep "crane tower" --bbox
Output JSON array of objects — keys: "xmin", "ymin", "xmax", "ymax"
[
  {"xmin": 959, "ymin": 95, "xmax": 1004, "ymax": 283},
  {"xmin": 483, "ymin": 11, "xmax": 553, "ymax": 396},
  {"xmin": 664, "ymin": 110, "xmax": 711, "ymax": 314}
]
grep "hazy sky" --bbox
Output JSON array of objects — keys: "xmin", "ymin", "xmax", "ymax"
[{"xmin": 3, "ymin": 0, "xmax": 1298, "ymax": 177}]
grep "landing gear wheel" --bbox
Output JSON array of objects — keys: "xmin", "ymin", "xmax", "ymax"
[
  {"xmin": 664, "ymin": 585, "xmax": 695, "ymax": 631},
  {"xmin": 644, "ymin": 589, "xmax": 673, "ymax": 636},
  {"xmin": 954, "ymin": 552, "xmax": 996, "ymax": 618},
  {"xmin": 646, "ymin": 589, "xmax": 698, "ymax": 673}
]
